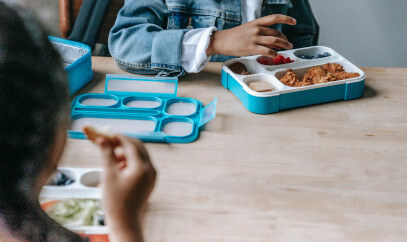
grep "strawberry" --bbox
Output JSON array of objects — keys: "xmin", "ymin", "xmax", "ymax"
[{"xmin": 284, "ymin": 57, "xmax": 294, "ymax": 64}]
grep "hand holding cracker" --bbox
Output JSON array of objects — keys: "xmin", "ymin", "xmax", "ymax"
[
  {"xmin": 83, "ymin": 125, "xmax": 120, "ymax": 147},
  {"xmin": 96, "ymin": 134, "xmax": 156, "ymax": 242}
]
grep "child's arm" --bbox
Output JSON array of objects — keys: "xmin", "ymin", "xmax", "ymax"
[
  {"xmin": 206, "ymin": 14, "xmax": 297, "ymax": 58},
  {"xmin": 109, "ymin": 1, "xmax": 187, "ymax": 76},
  {"xmin": 95, "ymin": 135, "xmax": 156, "ymax": 242}
]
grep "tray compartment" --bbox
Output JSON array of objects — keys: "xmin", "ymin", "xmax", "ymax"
[
  {"xmin": 293, "ymin": 46, "xmax": 336, "ymax": 60},
  {"xmin": 40, "ymin": 198, "xmax": 108, "ymax": 235},
  {"xmin": 77, "ymin": 94, "xmax": 120, "ymax": 107},
  {"xmin": 80, "ymin": 171, "xmax": 102, "ymax": 188},
  {"xmin": 164, "ymin": 98, "xmax": 199, "ymax": 117},
  {"xmin": 274, "ymin": 61, "xmax": 364, "ymax": 88},
  {"xmin": 46, "ymin": 168, "xmax": 79, "ymax": 187},
  {"xmin": 122, "ymin": 96, "xmax": 162, "ymax": 109},
  {"xmin": 69, "ymin": 114, "xmax": 158, "ymax": 138},
  {"xmin": 160, "ymin": 117, "xmax": 196, "ymax": 137},
  {"xmin": 224, "ymin": 58, "xmax": 265, "ymax": 76},
  {"xmin": 242, "ymin": 74, "xmax": 286, "ymax": 93},
  {"xmin": 256, "ymin": 53, "xmax": 298, "ymax": 71}
]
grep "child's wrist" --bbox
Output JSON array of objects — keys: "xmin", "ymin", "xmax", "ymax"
[
  {"xmin": 206, "ymin": 33, "xmax": 217, "ymax": 56},
  {"xmin": 109, "ymin": 217, "xmax": 143, "ymax": 242}
]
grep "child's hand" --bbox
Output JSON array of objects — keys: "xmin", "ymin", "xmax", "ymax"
[
  {"xmin": 206, "ymin": 14, "xmax": 296, "ymax": 58},
  {"xmin": 96, "ymin": 134, "xmax": 156, "ymax": 242}
]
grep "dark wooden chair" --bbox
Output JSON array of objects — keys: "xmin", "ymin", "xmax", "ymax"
[{"xmin": 59, "ymin": 0, "xmax": 123, "ymax": 45}]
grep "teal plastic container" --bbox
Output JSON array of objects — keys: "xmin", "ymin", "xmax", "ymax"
[
  {"xmin": 221, "ymin": 46, "xmax": 366, "ymax": 114},
  {"xmin": 49, "ymin": 37, "xmax": 93, "ymax": 95},
  {"xmin": 68, "ymin": 75, "xmax": 217, "ymax": 143}
]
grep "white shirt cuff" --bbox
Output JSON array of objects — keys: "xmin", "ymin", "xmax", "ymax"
[{"xmin": 181, "ymin": 27, "xmax": 217, "ymax": 73}]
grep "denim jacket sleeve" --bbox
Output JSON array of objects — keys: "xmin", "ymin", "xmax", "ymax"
[{"xmin": 108, "ymin": 0, "xmax": 187, "ymax": 76}]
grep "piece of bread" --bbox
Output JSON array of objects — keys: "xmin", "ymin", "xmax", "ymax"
[
  {"xmin": 83, "ymin": 126, "xmax": 119, "ymax": 146},
  {"xmin": 248, "ymin": 81, "xmax": 274, "ymax": 92}
]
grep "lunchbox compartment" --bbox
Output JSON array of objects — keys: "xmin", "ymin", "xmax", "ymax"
[
  {"xmin": 242, "ymin": 74, "xmax": 286, "ymax": 94},
  {"xmin": 123, "ymin": 96, "xmax": 163, "ymax": 109},
  {"xmin": 40, "ymin": 198, "xmax": 108, "ymax": 236},
  {"xmin": 80, "ymin": 171, "xmax": 102, "ymax": 188},
  {"xmin": 274, "ymin": 61, "xmax": 365, "ymax": 90},
  {"xmin": 164, "ymin": 98, "xmax": 199, "ymax": 117},
  {"xmin": 69, "ymin": 115, "xmax": 158, "ymax": 135},
  {"xmin": 294, "ymin": 46, "xmax": 336, "ymax": 60},
  {"xmin": 46, "ymin": 168, "xmax": 79, "ymax": 187},
  {"xmin": 160, "ymin": 118, "xmax": 195, "ymax": 137},
  {"xmin": 41, "ymin": 168, "xmax": 104, "ymax": 199},
  {"xmin": 78, "ymin": 94, "xmax": 120, "ymax": 107},
  {"xmin": 224, "ymin": 58, "xmax": 264, "ymax": 76},
  {"xmin": 256, "ymin": 53, "xmax": 297, "ymax": 70}
]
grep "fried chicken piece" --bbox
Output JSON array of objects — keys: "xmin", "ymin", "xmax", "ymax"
[
  {"xmin": 279, "ymin": 63, "xmax": 360, "ymax": 87},
  {"xmin": 280, "ymin": 68, "xmax": 301, "ymax": 87},
  {"xmin": 302, "ymin": 66, "xmax": 327, "ymax": 84},
  {"xmin": 321, "ymin": 63, "xmax": 344, "ymax": 73},
  {"xmin": 228, "ymin": 62, "xmax": 252, "ymax": 75},
  {"xmin": 334, "ymin": 72, "xmax": 360, "ymax": 80}
]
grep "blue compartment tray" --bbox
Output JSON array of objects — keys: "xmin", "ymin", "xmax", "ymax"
[
  {"xmin": 68, "ymin": 75, "xmax": 217, "ymax": 143},
  {"xmin": 221, "ymin": 46, "xmax": 366, "ymax": 114}
]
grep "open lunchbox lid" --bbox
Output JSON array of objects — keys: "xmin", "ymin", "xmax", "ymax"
[{"xmin": 105, "ymin": 74, "xmax": 178, "ymax": 97}]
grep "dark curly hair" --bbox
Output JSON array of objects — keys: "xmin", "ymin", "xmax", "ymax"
[{"xmin": 0, "ymin": 1, "xmax": 83, "ymax": 241}]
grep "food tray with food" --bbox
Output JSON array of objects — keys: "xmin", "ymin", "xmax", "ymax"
[
  {"xmin": 221, "ymin": 46, "xmax": 366, "ymax": 114},
  {"xmin": 69, "ymin": 74, "xmax": 217, "ymax": 143},
  {"xmin": 49, "ymin": 36, "xmax": 93, "ymax": 95},
  {"xmin": 40, "ymin": 167, "xmax": 108, "ymax": 237}
]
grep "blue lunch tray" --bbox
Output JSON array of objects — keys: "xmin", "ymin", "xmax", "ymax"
[
  {"xmin": 50, "ymin": 37, "xmax": 93, "ymax": 95},
  {"xmin": 221, "ymin": 46, "xmax": 366, "ymax": 114},
  {"xmin": 68, "ymin": 74, "xmax": 217, "ymax": 143}
]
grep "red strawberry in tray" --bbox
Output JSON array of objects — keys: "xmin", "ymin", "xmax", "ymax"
[{"xmin": 284, "ymin": 57, "xmax": 294, "ymax": 64}]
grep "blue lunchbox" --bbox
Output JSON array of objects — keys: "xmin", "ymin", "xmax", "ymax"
[
  {"xmin": 68, "ymin": 75, "xmax": 217, "ymax": 143},
  {"xmin": 50, "ymin": 37, "xmax": 93, "ymax": 95},
  {"xmin": 221, "ymin": 46, "xmax": 366, "ymax": 114}
]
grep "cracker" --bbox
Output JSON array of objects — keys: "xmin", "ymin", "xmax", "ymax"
[
  {"xmin": 248, "ymin": 81, "xmax": 274, "ymax": 92},
  {"xmin": 83, "ymin": 125, "xmax": 119, "ymax": 146}
]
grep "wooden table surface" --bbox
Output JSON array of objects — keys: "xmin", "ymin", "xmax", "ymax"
[{"xmin": 60, "ymin": 57, "xmax": 407, "ymax": 241}]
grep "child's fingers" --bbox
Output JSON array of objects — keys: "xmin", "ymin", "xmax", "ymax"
[
  {"xmin": 260, "ymin": 27, "xmax": 288, "ymax": 41},
  {"xmin": 95, "ymin": 137, "xmax": 118, "ymax": 172},
  {"xmin": 114, "ymin": 135, "xmax": 149, "ymax": 169},
  {"xmin": 255, "ymin": 14, "xmax": 296, "ymax": 27},
  {"xmin": 255, "ymin": 45, "xmax": 277, "ymax": 58},
  {"xmin": 257, "ymin": 36, "xmax": 293, "ymax": 50}
]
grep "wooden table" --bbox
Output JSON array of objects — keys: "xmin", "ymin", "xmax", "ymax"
[{"xmin": 61, "ymin": 57, "xmax": 407, "ymax": 241}]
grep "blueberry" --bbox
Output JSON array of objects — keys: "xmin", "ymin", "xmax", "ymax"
[
  {"xmin": 97, "ymin": 215, "xmax": 105, "ymax": 226},
  {"xmin": 322, "ymin": 52, "xmax": 331, "ymax": 57},
  {"xmin": 64, "ymin": 179, "xmax": 74, "ymax": 185},
  {"xmin": 316, "ymin": 54, "xmax": 323, "ymax": 58},
  {"xmin": 56, "ymin": 179, "xmax": 65, "ymax": 186},
  {"xmin": 301, "ymin": 55, "xmax": 310, "ymax": 59},
  {"xmin": 56, "ymin": 172, "xmax": 66, "ymax": 181}
]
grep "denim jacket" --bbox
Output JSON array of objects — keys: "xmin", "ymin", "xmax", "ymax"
[{"xmin": 109, "ymin": 0, "xmax": 319, "ymax": 76}]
